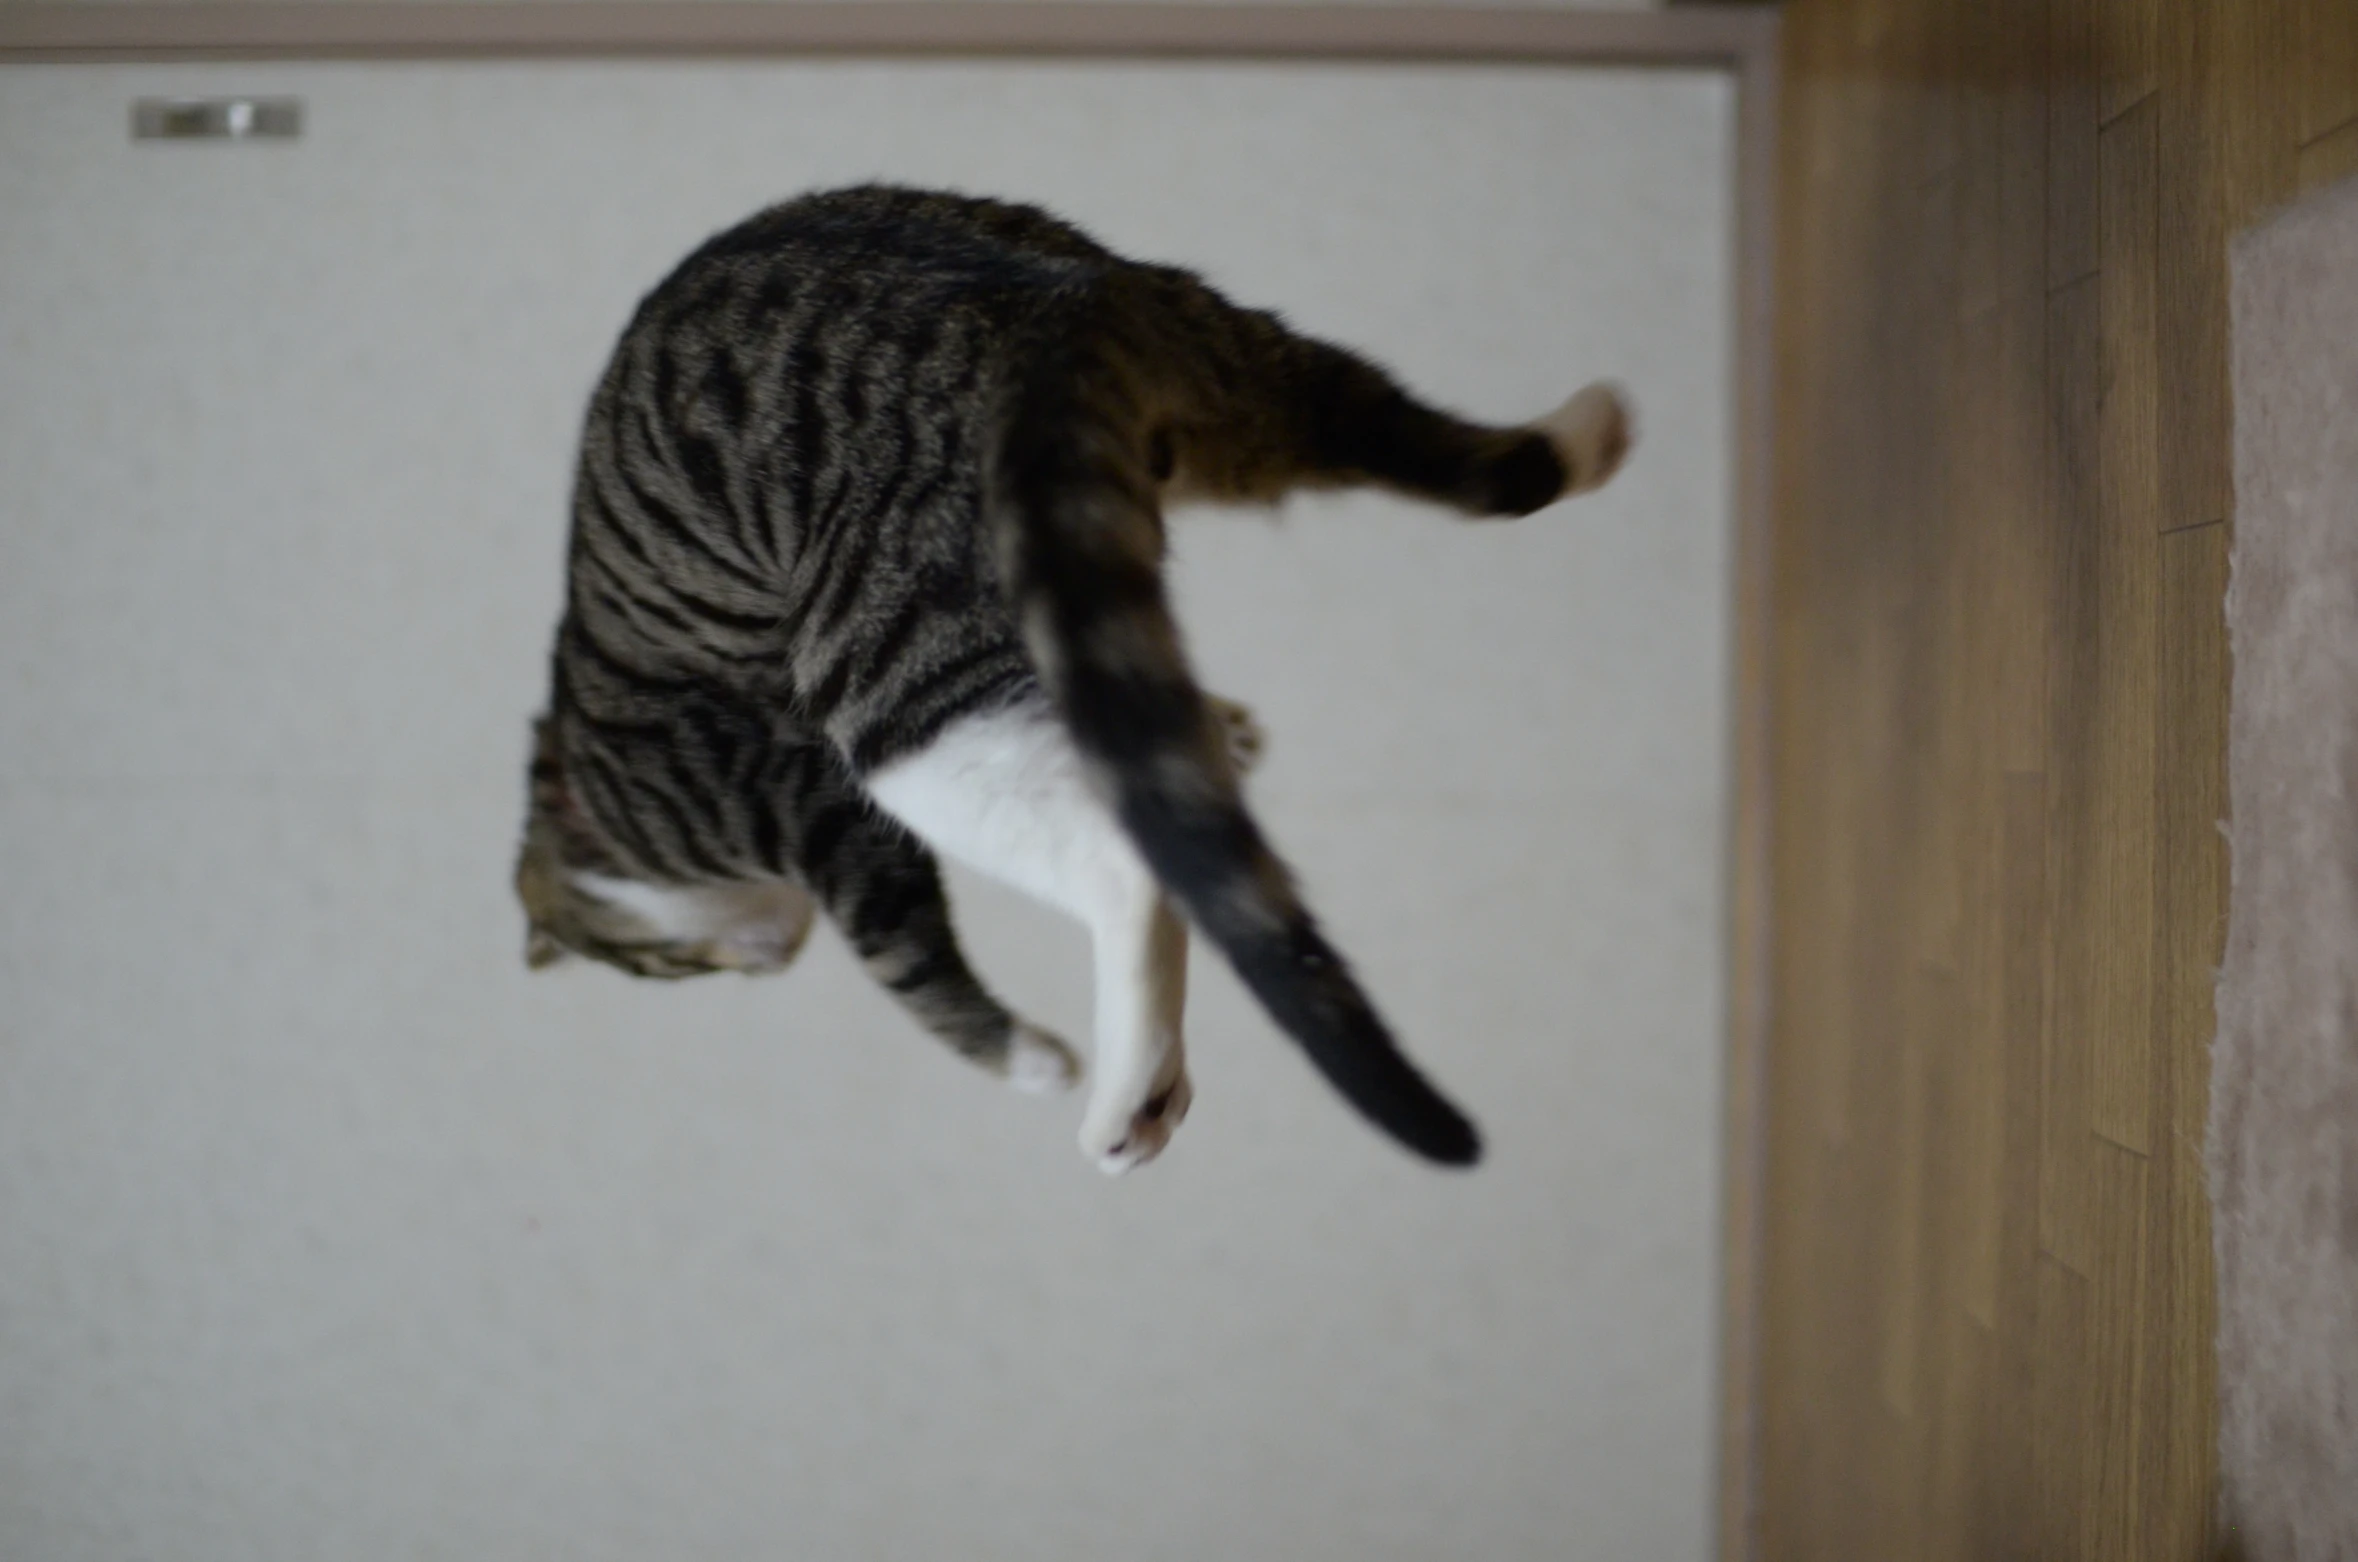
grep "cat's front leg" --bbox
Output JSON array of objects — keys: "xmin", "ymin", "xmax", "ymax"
[{"xmin": 796, "ymin": 782, "xmax": 1081, "ymax": 1093}]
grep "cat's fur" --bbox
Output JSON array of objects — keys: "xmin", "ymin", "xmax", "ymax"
[{"xmin": 516, "ymin": 184, "xmax": 1630, "ymax": 1171}]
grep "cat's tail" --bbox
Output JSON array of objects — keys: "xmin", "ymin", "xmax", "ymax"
[{"xmin": 985, "ymin": 300, "xmax": 1481, "ymax": 1167}]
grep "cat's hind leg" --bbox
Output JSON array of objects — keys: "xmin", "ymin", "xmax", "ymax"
[
  {"xmin": 864, "ymin": 697, "xmax": 1192, "ymax": 1174},
  {"xmin": 1205, "ymin": 693, "xmax": 1266, "ymax": 773},
  {"xmin": 1166, "ymin": 296, "xmax": 1631, "ymax": 518},
  {"xmin": 798, "ymin": 787, "xmax": 1079, "ymax": 1094},
  {"xmin": 1282, "ymin": 351, "xmax": 1629, "ymax": 517}
]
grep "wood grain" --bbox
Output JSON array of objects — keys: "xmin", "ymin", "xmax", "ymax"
[
  {"xmin": 2049, "ymin": 0, "xmax": 2103, "ymax": 288},
  {"xmin": 2298, "ymin": 117, "xmax": 2358, "ymax": 195},
  {"xmin": 2151, "ymin": 518, "xmax": 2228, "ymax": 1562},
  {"xmin": 2296, "ymin": 0, "xmax": 2358, "ymax": 147},
  {"xmin": 2097, "ymin": 0, "xmax": 2159, "ymax": 125},
  {"xmin": 2087, "ymin": 93, "xmax": 2160, "ymax": 1159},
  {"xmin": 1753, "ymin": 0, "xmax": 2352, "ymax": 1555}
]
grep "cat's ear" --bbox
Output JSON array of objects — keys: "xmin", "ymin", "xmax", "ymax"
[{"xmin": 524, "ymin": 924, "xmax": 570, "ymax": 969}]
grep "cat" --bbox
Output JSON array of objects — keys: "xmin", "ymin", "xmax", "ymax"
[{"xmin": 515, "ymin": 183, "xmax": 1631, "ymax": 1172}]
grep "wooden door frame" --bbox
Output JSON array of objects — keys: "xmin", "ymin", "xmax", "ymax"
[{"xmin": 0, "ymin": 8, "xmax": 1781, "ymax": 1558}]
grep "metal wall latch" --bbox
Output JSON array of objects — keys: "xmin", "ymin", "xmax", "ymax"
[{"xmin": 132, "ymin": 98, "xmax": 303, "ymax": 141}]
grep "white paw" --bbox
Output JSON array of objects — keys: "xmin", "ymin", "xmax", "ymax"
[
  {"xmin": 1005, "ymin": 1023, "xmax": 1081, "ymax": 1094},
  {"xmin": 1537, "ymin": 381, "xmax": 1634, "ymax": 496},
  {"xmin": 1081, "ymin": 1071, "xmax": 1193, "ymax": 1175},
  {"xmin": 1206, "ymin": 695, "xmax": 1266, "ymax": 776}
]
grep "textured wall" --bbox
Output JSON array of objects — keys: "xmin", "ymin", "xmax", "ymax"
[
  {"xmin": 0, "ymin": 60, "xmax": 1732, "ymax": 1562},
  {"xmin": 2216, "ymin": 172, "xmax": 2358, "ymax": 1562}
]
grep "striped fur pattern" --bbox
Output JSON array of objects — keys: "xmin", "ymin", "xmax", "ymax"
[{"xmin": 517, "ymin": 184, "xmax": 1632, "ymax": 1168}]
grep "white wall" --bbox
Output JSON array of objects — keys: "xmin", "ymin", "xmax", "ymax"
[{"xmin": 0, "ymin": 60, "xmax": 1731, "ymax": 1562}]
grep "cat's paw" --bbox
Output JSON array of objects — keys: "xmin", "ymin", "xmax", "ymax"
[
  {"xmin": 1538, "ymin": 381, "xmax": 1634, "ymax": 497},
  {"xmin": 1081, "ymin": 1070, "xmax": 1193, "ymax": 1175},
  {"xmin": 1207, "ymin": 695, "xmax": 1266, "ymax": 776},
  {"xmin": 1005, "ymin": 1023, "xmax": 1082, "ymax": 1094}
]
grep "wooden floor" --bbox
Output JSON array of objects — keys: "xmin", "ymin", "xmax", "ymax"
[{"xmin": 1752, "ymin": 1, "xmax": 2358, "ymax": 1559}]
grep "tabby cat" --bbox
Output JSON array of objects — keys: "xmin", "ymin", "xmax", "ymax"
[{"xmin": 516, "ymin": 184, "xmax": 1631, "ymax": 1172}]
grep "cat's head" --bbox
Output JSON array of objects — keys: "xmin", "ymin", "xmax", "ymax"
[{"xmin": 514, "ymin": 716, "xmax": 815, "ymax": 980}]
